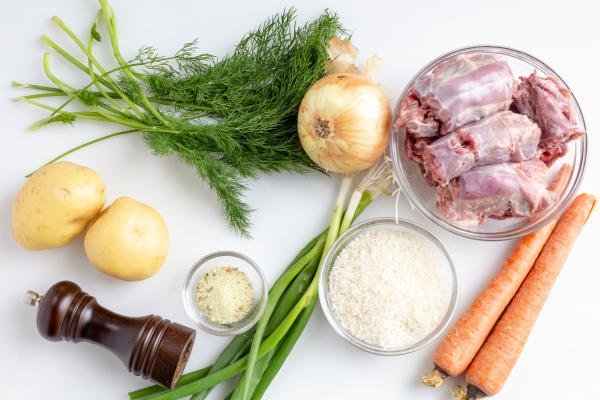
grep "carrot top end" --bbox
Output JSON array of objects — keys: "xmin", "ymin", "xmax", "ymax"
[
  {"xmin": 583, "ymin": 194, "xmax": 597, "ymax": 223},
  {"xmin": 466, "ymin": 384, "xmax": 488, "ymax": 400},
  {"xmin": 422, "ymin": 367, "xmax": 446, "ymax": 388}
]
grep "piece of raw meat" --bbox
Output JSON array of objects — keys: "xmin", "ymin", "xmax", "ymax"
[
  {"xmin": 512, "ymin": 71, "xmax": 585, "ymax": 164},
  {"xmin": 403, "ymin": 136, "xmax": 438, "ymax": 186},
  {"xmin": 437, "ymin": 159, "xmax": 555, "ymax": 226},
  {"xmin": 421, "ymin": 111, "xmax": 541, "ymax": 186},
  {"xmin": 394, "ymin": 53, "xmax": 515, "ymax": 138}
]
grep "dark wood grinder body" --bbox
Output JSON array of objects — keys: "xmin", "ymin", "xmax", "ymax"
[{"xmin": 27, "ymin": 281, "xmax": 195, "ymax": 389}]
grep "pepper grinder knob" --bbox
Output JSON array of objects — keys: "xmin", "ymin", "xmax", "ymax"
[
  {"xmin": 26, "ymin": 281, "xmax": 196, "ymax": 389},
  {"xmin": 24, "ymin": 290, "xmax": 43, "ymax": 307}
]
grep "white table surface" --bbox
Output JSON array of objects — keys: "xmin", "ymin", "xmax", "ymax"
[{"xmin": 1, "ymin": 0, "xmax": 598, "ymax": 398}]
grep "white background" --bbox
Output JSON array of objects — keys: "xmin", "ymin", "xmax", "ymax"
[{"xmin": 1, "ymin": 0, "xmax": 598, "ymax": 399}]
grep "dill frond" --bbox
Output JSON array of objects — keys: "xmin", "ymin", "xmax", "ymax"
[
  {"xmin": 16, "ymin": 3, "xmax": 346, "ymax": 235},
  {"xmin": 138, "ymin": 8, "xmax": 345, "ymax": 233}
]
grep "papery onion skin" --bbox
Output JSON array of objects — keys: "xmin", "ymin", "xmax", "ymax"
[{"xmin": 298, "ymin": 73, "xmax": 391, "ymax": 174}]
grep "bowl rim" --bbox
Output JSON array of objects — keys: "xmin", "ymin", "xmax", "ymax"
[
  {"xmin": 318, "ymin": 217, "xmax": 458, "ymax": 356},
  {"xmin": 389, "ymin": 44, "xmax": 588, "ymax": 241},
  {"xmin": 182, "ymin": 250, "xmax": 268, "ymax": 336}
]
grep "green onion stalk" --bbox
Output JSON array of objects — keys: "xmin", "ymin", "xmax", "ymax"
[{"xmin": 128, "ymin": 158, "xmax": 395, "ymax": 400}]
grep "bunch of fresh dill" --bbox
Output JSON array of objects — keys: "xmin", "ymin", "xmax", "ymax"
[{"xmin": 14, "ymin": 0, "xmax": 347, "ymax": 235}]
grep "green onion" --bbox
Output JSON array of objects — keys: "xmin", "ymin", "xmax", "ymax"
[
  {"xmin": 129, "ymin": 367, "xmax": 211, "ymax": 400},
  {"xmin": 129, "ymin": 159, "xmax": 395, "ymax": 400},
  {"xmin": 250, "ymin": 298, "xmax": 317, "ymax": 400}
]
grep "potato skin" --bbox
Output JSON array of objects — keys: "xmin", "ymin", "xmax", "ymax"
[
  {"xmin": 84, "ymin": 196, "xmax": 169, "ymax": 281},
  {"xmin": 12, "ymin": 161, "xmax": 105, "ymax": 250}
]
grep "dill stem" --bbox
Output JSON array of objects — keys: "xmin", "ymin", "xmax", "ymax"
[
  {"xmin": 40, "ymin": 33, "xmax": 128, "ymax": 115},
  {"xmin": 18, "ymin": 92, "xmax": 66, "ymax": 100},
  {"xmin": 41, "ymin": 35, "xmax": 101, "ymax": 83},
  {"xmin": 25, "ymin": 129, "xmax": 138, "ymax": 177},
  {"xmin": 18, "ymin": 95, "xmax": 168, "ymax": 133},
  {"xmin": 49, "ymin": 16, "xmax": 118, "ymax": 91},
  {"xmin": 146, "ymin": 97, "xmax": 215, "ymax": 112},
  {"xmin": 98, "ymin": 0, "xmax": 143, "ymax": 80},
  {"xmin": 17, "ymin": 97, "xmax": 106, "ymax": 126},
  {"xmin": 12, "ymin": 82, "xmax": 64, "ymax": 92},
  {"xmin": 17, "ymin": 87, "xmax": 210, "ymax": 113},
  {"xmin": 14, "ymin": 81, "xmax": 215, "ymax": 114},
  {"xmin": 42, "ymin": 52, "xmax": 141, "ymax": 125},
  {"xmin": 86, "ymin": 10, "xmax": 133, "ymax": 116},
  {"xmin": 49, "ymin": 15, "xmax": 146, "ymax": 118},
  {"xmin": 41, "ymin": 52, "xmax": 76, "ymax": 93},
  {"xmin": 19, "ymin": 98, "xmax": 94, "ymax": 116},
  {"xmin": 46, "ymin": 59, "xmax": 151, "ymax": 118},
  {"xmin": 40, "ymin": 51, "xmax": 166, "ymax": 129},
  {"xmin": 47, "ymin": 14, "xmax": 215, "ymax": 118},
  {"xmin": 50, "ymin": 16, "xmax": 108, "ymax": 78},
  {"xmin": 99, "ymin": 0, "xmax": 170, "ymax": 126}
]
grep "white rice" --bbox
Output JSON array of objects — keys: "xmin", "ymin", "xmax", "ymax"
[{"xmin": 328, "ymin": 229, "xmax": 447, "ymax": 348}]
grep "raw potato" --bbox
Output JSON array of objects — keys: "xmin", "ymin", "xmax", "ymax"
[
  {"xmin": 84, "ymin": 196, "xmax": 169, "ymax": 281},
  {"xmin": 12, "ymin": 161, "xmax": 105, "ymax": 250}
]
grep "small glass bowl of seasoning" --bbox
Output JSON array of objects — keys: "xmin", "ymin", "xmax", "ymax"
[{"xmin": 183, "ymin": 251, "xmax": 268, "ymax": 335}]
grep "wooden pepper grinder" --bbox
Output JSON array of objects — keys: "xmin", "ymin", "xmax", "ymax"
[{"xmin": 25, "ymin": 280, "xmax": 196, "ymax": 389}]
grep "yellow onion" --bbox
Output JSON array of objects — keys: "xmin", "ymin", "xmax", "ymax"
[{"xmin": 298, "ymin": 73, "xmax": 391, "ymax": 174}]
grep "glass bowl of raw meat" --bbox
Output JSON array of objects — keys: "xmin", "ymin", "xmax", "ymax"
[{"xmin": 390, "ymin": 45, "xmax": 587, "ymax": 240}]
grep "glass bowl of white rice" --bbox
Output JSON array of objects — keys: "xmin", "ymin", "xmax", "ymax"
[{"xmin": 318, "ymin": 217, "xmax": 457, "ymax": 355}]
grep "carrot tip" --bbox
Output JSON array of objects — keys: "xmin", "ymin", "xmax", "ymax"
[
  {"xmin": 584, "ymin": 195, "xmax": 597, "ymax": 223},
  {"xmin": 548, "ymin": 163, "xmax": 573, "ymax": 194},
  {"xmin": 467, "ymin": 384, "xmax": 487, "ymax": 400},
  {"xmin": 422, "ymin": 367, "xmax": 446, "ymax": 388}
]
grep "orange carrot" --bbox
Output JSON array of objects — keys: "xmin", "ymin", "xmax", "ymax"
[
  {"xmin": 465, "ymin": 193, "xmax": 596, "ymax": 399},
  {"xmin": 422, "ymin": 164, "xmax": 573, "ymax": 388}
]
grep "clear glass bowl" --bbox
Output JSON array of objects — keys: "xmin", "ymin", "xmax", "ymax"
[
  {"xmin": 182, "ymin": 251, "xmax": 268, "ymax": 335},
  {"xmin": 318, "ymin": 218, "xmax": 458, "ymax": 355},
  {"xmin": 390, "ymin": 45, "xmax": 587, "ymax": 240}
]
